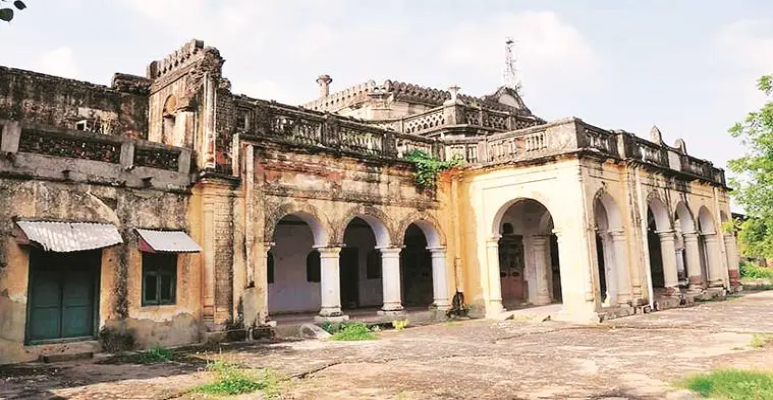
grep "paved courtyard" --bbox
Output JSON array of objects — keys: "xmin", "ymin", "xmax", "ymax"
[{"xmin": 2, "ymin": 291, "xmax": 772, "ymax": 400}]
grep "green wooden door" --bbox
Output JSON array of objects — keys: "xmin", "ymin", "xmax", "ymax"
[{"xmin": 27, "ymin": 250, "xmax": 100, "ymax": 343}]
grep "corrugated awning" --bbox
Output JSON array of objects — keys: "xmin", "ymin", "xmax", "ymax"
[
  {"xmin": 14, "ymin": 221, "xmax": 123, "ymax": 252},
  {"xmin": 136, "ymin": 229, "xmax": 202, "ymax": 253}
]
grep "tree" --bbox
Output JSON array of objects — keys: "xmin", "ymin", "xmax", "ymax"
[
  {"xmin": 0, "ymin": 0, "xmax": 26, "ymax": 22},
  {"xmin": 727, "ymin": 75, "xmax": 773, "ymax": 258}
]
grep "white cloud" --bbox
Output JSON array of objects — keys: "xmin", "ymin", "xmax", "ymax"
[
  {"xmin": 37, "ymin": 47, "xmax": 79, "ymax": 79},
  {"xmin": 714, "ymin": 19, "xmax": 773, "ymax": 108},
  {"xmin": 441, "ymin": 11, "xmax": 600, "ymax": 88}
]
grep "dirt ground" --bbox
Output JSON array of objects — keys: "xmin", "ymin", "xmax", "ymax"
[{"xmin": 2, "ymin": 291, "xmax": 772, "ymax": 400}]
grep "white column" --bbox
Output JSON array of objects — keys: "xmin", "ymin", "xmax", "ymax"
[
  {"xmin": 657, "ymin": 230, "xmax": 680, "ymax": 296},
  {"xmin": 675, "ymin": 247, "xmax": 686, "ymax": 285},
  {"xmin": 609, "ymin": 230, "xmax": 632, "ymax": 305},
  {"xmin": 683, "ymin": 232, "xmax": 703, "ymax": 292},
  {"xmin": 379, "ymin": 247, "xmax": 405, "ymax": 315},
  {"xmin": 532, "ymin": 235, "xmax": 552, "ymax": 306},
  {"xmin": 704, "ymin": 234, "xmax": 724, "ymax": 288},
  {"xmin": 428, "ymin": 247, "xmax": 451, "ymax": 311},
  {"xmin": 485, "ymin": 237, "xmax": 504, "ymax": 316},
  {"xmin": 315, "ymin": 247, "xmax": 348, "ymax": 322},
  {"xmin": 724, "ymin": 234, "xmax": 741, "ymax": 291}
]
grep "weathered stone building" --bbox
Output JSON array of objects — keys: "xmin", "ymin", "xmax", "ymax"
[{"xmin": 0, "ymin": 39, "xmax": 739, "ymax": 364}]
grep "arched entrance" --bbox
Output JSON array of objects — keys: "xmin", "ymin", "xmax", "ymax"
[
  {"xmin": 646, "ymin": 198, "xmax": 674, "ymax": 296},
  {"xmin": 494, "ymin": 198, "xmax": 559, "ymax": 309},
  {"xmin": 593, "ymin": 192, "xmax": 630, "ymax": 306},
  {"xmin": 674, "ymin": 202, "xmax": 697, "ymax": 289},
  {"xmin": 401, "ymin": 224, "xmax": 432, "ymax": 307},
  {"xmin": 341, "ymin": 217, "xmax": 388, "ymax": 310},
  {"xmin": 268, "ymin": 213, "xmax": 327, "ymax": 314},
  {"xmin": 399, "ymin": 219, "xmax": 448, "ymax": 310},
  {"xmin": 698, "ymin": 206, "xmax": 722, "ymax": 288}
]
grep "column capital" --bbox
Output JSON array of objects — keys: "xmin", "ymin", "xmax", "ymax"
[
  {"xmin": 426, "ymin": 246, "xmax": 447, "ymax": 255},
  {"xmin": 703, "ymin": 233, "xmax": 719, "ymax": 242},
  {"xmin": 314, "ymin": 246, "xmax": 342, "ymax": 257},
  {"xmin": 377, "ymin": 247, "xmax": 403, "ymax": 257},
  {"xmin": 682, "ymin": 231, "xmax": 699, "ymax": 240},
  {"xmin": 531, "ymin": 235, "xmax": 549, "ymax": 246},
  {"xmin": 656, "ymin": 230, "xmax": 676, "ymax": 240},
  {"xmin": 723, "ymin": 232, "xmax": 736, "ymax": 240},
  {"xmin": 486, "ymin": 236, "xmax": 501, "ymax": 247}
]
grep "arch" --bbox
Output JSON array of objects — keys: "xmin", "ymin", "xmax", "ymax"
[
  {"xmin": 336, "ymin": 205, "xmax": 393, "ymax": 248},
  {"xmin": 698, "ymin": 206, "xmax": 716, "ymax": 234},
  {"xmin": 491, "ymin": 194, "xmax": 555, "ymax": 237},
  {"xmin": 264, "ymin": 203, "xmax": 331, "ymax": 247},
  {"xmin": 396, "ymin": 212, "xmax": 445, "ymax": 248},
  {"xmin": 719, "ymin": 210, "xmax": 729, "ymax": 224},
  {"xmin": 647, "ymin": 194, "xmax": 671, "ymax": 231},
  {"xmin": 674, "ymin": 202, "xmax": 696, "ymax": 233},
  {"xmin": 593, "ymin": 189, "xmax": 623, "ymax": 230},
  {"xmin": 163, "ymin": 95, "xmax": 178, "ymax": 116}
]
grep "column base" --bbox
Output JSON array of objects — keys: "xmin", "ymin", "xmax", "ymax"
[
  {"xmin": 431, "ymin": 301, "xmax": 452, "ymax": 312},
  {"xmin": 554, "ymin": 304, "xmax": 601, "ymax": 324},
  {"xmin": 485, "ymin": 299, "xmax": 505, "ymax": 319},
  {"xmin": 314, "ymin": 315, "xmax": 350, "ymax": 323},
  {"xmin": 708, "ymin": 279, "xmax": 724, "ymax": 288},
  {"xmin": 616, "ymin": 293, "xmax": 632, "ymax": 306},
  {"xmin": 663, "ymin": 286, "xmax": 681, "ymax": 297},
  {"xmin": 378, "ymin": 309, "xmax": 406, "ymax": 317}
]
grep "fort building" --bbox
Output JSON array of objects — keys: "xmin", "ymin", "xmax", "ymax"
[{"xmin": 0, "ymin": 39, "xmax": 739, "ymax": 364}]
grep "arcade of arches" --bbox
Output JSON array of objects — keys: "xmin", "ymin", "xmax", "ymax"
[
  {"xmin": 265, "ymin": 213, "xmax": 450, "ymax": 321},
  {"xmin": 481, "ymin": 189, "xmax": 740, "ymax": 323}
]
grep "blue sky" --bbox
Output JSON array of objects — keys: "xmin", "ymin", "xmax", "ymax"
[{"xmin": 2, "ymin": 1, "xmax": 772, "ymax": 200}]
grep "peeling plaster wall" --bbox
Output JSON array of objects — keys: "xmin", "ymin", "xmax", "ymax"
[
  {"xmin": 0, "ymin": 67, "xmax": 148, "ymax": 139},
  {"xmin": 0, "ymin": 179, "xmax": 199, "ymax": 364}
]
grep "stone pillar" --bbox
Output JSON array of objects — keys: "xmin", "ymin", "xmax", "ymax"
[
  {"xmin": 609, "ymin": 230, "xmax": 632, "ymax": 305},
  {"xmin": 315, "ymin": 247, "xmax": 348, "ymax": 322},
  {"xmin": 704, "ymin": 234, "xmax": 724, "ymax": 288},
  {"xmin": 724, "ymin": 234, "xmax": 741, "ymax": 291},
  {"xmin": 485, "ymin": 237, "xmax": 504, "ymax": 316},
  {"xmin": 532, "ymin": 235, "xmax": 552, "ymax": 306},
  {"xmin": 379, "ymin": 247, "xmax": 405, "ymax": 315},
  {"xmin": 657, "ymin": 231, "xmax": 680, "ymax": 296},
  {"xmin": 683, "ymin": 232, "xmax": 703, "ymax": 292},
  {"xmin": 428, "ymin": 247, "xmax": 451, "ymax": 311}
]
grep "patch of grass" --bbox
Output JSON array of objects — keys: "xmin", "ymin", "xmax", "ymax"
[
  {"xmin": 329, "ymin": 322, "xmax": 376, "ymax": 341},
  {"xmin": 137, "ymin": 345, "xmax": 173, "ymax": 364},
  {"xmin": 751, "ymin": 333, "xmax": 773, "ymax": 348},
  {"xmin": 679, "ymin": 369, "xmax": 773, "ymax": 399},
  {"xmin": 193, "ymin": 359, "xmax": 280, "ymax": 397}
]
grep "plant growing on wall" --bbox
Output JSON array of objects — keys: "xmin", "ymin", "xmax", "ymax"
[
  {"xmin": 404, "ymin": 150, "xmax": 464, "ymax": 188},
  {"xmin": 0, "ymin": 0, "xmax": 26, "ymax": 22}
]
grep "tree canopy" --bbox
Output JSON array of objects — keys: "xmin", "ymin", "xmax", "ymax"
[
  {"xmin": 0, "ymin": 0, "xmax": 26, "ymax": 22},
  {"xmin": 727, "ymin": 75, "xmax": 773, "ymax": 258}
]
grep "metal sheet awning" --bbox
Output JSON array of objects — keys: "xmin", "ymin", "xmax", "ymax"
[
  {"xmin": 136, "ymin": 229, "xmax": 202, "ymax": 253},
  {"xmin": 14, "ymin": 221, "xmax": 123, "ymax": 252}
]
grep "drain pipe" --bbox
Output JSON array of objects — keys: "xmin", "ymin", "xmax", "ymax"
[{"xmin": 635, "ymin": 168, "xmax": 655, "ymax": 310}]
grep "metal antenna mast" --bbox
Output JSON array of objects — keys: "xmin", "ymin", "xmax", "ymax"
[{"xmin": 503, "ymin": 37, "xmax": 522, "ymax": 93}]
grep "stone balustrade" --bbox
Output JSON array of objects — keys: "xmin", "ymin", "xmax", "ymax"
[
  {"xmin": 0, "ymin": 120, "xmax": 192, "ymax": 188},
  {"xmin": 237, "ymin": 100, "xmax": 441, "ymax": 160},
  {"xmin": 440, "ymin": 118, "xmax": 726, "ymax": 186}
]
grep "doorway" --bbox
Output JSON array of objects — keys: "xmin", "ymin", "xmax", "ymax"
[{"xmin": 26, "ymin": 250, "xmax": 101, "ymax": 344}]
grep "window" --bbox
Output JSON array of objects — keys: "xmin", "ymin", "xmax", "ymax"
[
  {"xmin": 366, "ymin": 249, "xmax": 382, "ymax": 279},
  {"xmin": 142, "ymin": 253, "xmax": 177, "ymax": 306},
  {"xmin": 267, "ymin": 251, "xmax": 275, "ymax": 284},
  {"xmin": 306, "ymin": 250, "xmax": 321, "ymax": 283}
]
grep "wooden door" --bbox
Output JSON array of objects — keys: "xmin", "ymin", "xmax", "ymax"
[
  {"xmin": 499, "ymin": 235, "xmax": 525, "ymax": 307},
  {"xmin": 27, "ymin": 250, "xmax": 100, "ymax": 343}
]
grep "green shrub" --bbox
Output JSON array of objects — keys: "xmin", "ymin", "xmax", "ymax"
[
  {"xmin": 740, "ymin": 261, "xmax": 773, "ymax": 280},
  {"xmin": 329, "ymin": 322, "xmax": 376, "ymax": 341},
  {"xmin": 136, "ymin": 345, "xmax": 173, "ymax": 364},
  {"xmin": 193, "ymin": 359, "xmax": 279, "ymax": 396},
  {"xmin": 680, "ymin": 369, "xmax": 773, "ymax": 399}
]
